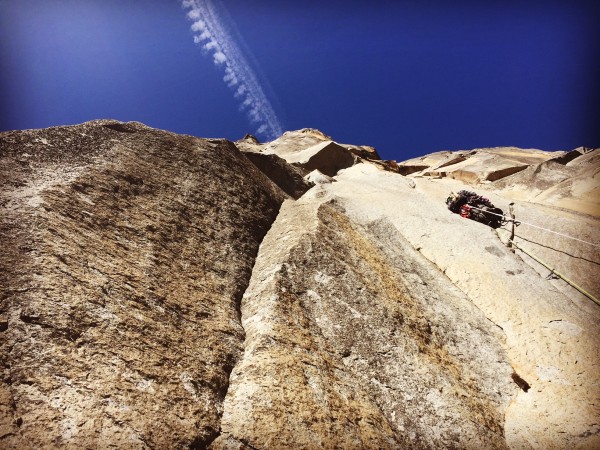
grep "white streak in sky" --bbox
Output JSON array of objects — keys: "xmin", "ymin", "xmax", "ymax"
[{"xmin": 182, "ymin": 0, "xmax": 283, "ymax": 139}]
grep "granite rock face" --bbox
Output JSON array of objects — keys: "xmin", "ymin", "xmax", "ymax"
[
  {"xmin": 238, "ymin": 128, "xmax": 378, "ymax": 176},
  {"xmin": 397, "ymin": 146, "xmax": 600, "ymax": 217},
  {"xmin": 213, "ymin": 199, "xmax": 515, "ymax": 449},
  {"xmin": 325, "ymin": 163, "xmax": 600, "ymax": 450},
  {"xmin": 1, "ymin": 121, "xmax": 599, "ymax": 449},
  {"xmin": 492, "ymin": 147, "xmax": 600, "ymax": 217},
  {"xmin": 0, "ymin": 121, "xmax": 285, "ymax": 448},
  {"xmin": 396, "ymin": 147, "xmax": 562, "ymax": 183},
  {"xmin": 237, "ymin": 150, "xmax": 313, "ymax": 199}
]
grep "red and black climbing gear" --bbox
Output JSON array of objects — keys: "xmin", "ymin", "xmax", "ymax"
[{"xmin": 446, "ymin": 190, "xmax": 505, "ymax": 228}]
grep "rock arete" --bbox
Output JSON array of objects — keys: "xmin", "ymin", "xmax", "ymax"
[{"xmin": 1, "ymin": 121, "xmax": 599, "ymax": 449}]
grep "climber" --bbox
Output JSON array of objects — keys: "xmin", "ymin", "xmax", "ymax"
[{"xmin": 446, "ymin": 190, "xmax": 505, "ymax": 228}]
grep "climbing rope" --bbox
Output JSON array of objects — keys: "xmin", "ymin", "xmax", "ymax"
[
  {"xmin": 468, "ymin": 206, "xmax": 600, "ymax": 248},
  {"xmin": 509, "ymin": 240, "xmax": 600, "ymax": 306},
  {"xmin": 448, "ymin": 193, "xmax": 599, "ymax": 305}
]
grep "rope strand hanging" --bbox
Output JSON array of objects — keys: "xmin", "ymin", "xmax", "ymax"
[
  {"xmin": 509, "ymin": 241, "xmax": 600, "ymax": 306},
  {"xmin": 468, "ymin": 206, "xmax": 600, "ymax": 248},
  {"xmin": 445, "ymin": 190, "xmax": 599, "ymax": 307}
]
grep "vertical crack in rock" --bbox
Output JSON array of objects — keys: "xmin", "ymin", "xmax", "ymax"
[
  {"xmin": 200, "ymin": 194, "xmax": 286, "ymax": 450},
  {"xmin": 3, "ymin": 124, "xmax": 598, "ymax": 449},
  {"xmin": 211, "ymin": 194, "xmax": 516, "ymax": 449},
  {"xmin": 198, "ymin": 145, "xmax": 308, "ymax": 448},
  {"xmin": 207, "ymin": 198, "xmax": 312, "ymax": 449}
]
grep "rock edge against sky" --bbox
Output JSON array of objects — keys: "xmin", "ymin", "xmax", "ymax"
[{"xmin": 1, "ymin": 120, "xmax": 599, "ymax": 449}]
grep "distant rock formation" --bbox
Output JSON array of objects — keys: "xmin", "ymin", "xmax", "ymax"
[
  {"xmin": 398, "ymin": 146, "xmax": 600, "ymax": 217},
  {"xmin": 1, "ymin": 121, "xmax": 599, "ymax": 449},
  {"xmin": 397, "ymin": 147, "xmax": 558, "ymax": 181},
  {"xmin": 492, "ymin": 147, "xmax": 600, "ymax": 217}
]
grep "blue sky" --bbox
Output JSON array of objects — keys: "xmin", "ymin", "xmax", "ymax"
[{"xmin": 1, "ymin": 0, "xmax": 598, "ymax": 160}]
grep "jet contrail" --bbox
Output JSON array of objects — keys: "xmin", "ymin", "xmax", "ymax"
[{"xmin": 182, "ymin": 0, "xmax": 284, "ymax": 140}]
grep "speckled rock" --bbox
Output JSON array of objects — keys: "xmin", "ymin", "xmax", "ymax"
[
  {"xmin": 1, "ymin": 123, "xmax": 598, "ymax": 450},
  {"xmin": 0, "ymin": 120, "xmax": 285, "ymax": 448},
  {"xmin": 212, "ymin": 198, "xmax": 516, "ymax": 449},
  {"xmin": 326, "ymin": 163, "xmax": 600, "ymax": 449}
]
